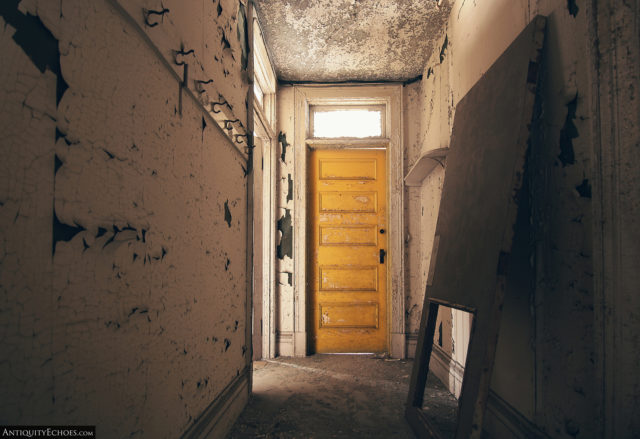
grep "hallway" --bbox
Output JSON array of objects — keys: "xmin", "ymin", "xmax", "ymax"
[
  {"xmin": 228, "ymin": 355, "xmax": 457, "ymax": 439},
  {"xmin": 1, "ymin": 0, "xmax": 638, "ymax": 437}
]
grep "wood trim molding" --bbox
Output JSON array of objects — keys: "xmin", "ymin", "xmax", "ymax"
[
  {"xmin": 179, "ymin": 367, "xmax": 250, "ymax": 439},
  {"xmin": 276, "ymin": 331, "xmax": 295, "ymax": 357},
  {"xmin": 484, "ymin": 391, "xmax": 550, "ymax": 439}
]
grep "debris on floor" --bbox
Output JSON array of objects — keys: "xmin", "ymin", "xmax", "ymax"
[{"xmin": 227, "ymin": 354, "xmax": 459, "ymax": 439}]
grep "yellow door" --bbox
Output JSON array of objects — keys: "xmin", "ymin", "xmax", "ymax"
[{"xmin": 308, "ymin": 149, "xmax": 387, "ymax": 353}]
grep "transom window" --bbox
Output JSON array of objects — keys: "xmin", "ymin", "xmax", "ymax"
[{"xmin": 310, "ymin": 105, "xmax": 384, "ymax": 138}]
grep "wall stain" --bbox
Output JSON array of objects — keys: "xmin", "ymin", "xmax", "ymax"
[
  {"xmin": 0, "ymin": 0, "xmax": 68, "ymax": 105},
  {"xmin": 277, "ymin": 208, "xmax": 292, "ymax": 259}
]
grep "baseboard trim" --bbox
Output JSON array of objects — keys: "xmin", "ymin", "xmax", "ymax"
[
  {"xmin": 429, "ymin": 344, "xmax": 465, "ymax": 398},
  {"xmin": 407, "ymin": 337, "xmax": 547, "ymax": 438},
  {"xmin": 391, "ymin": 332, "xmax": 406, "ymax": 359},
  {"xmin": 180, "ymin": 367, "xmax": 250, "ymax": 439},
  {"xmin": 406, "ymin": 333, "xmax": 417, "ymax": 358},
  {"xmin": 276, "ymin": 331, "xmax": 294, "ymax": 357},
  {"xmin": 484, "ymin": 391, "xmax": 549, "ymax": 439}
]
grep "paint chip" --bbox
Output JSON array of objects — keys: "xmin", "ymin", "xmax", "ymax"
[
  {"xmin": 558, "ymin": 95, "xmax": 579, "ymax": 167},
  {"xmin": 575, "ymin": 179, "xmax": 591, "ymax": 198},
  {"xmin": 224, "ymin": 200, "xmax": 232, "ymax": 227}
]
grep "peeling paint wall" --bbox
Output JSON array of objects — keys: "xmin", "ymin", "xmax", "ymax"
[
  {"xmin": 274, "ymin": 87, "xmax": 295, "ymax": 355},
  {"xmin": 0, "ymin": 0, "xmax": 250, "ymax": 437},
  {"xmin": 404, "ymin": 0, "xmax": 640, "ymax": 437}
]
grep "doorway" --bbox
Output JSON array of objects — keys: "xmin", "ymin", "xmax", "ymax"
[
  {"xmin": 290, "ymin": 84, "xmax": 405, "ymax": 358},
  {"xmin": 308, "ymin": 148, "xmax": 388, "ymax": 353}
]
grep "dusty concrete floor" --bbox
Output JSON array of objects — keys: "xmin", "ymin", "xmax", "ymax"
[{"xmin": 227, "ymin": 354, "xmax": 458, "ymax": 439}]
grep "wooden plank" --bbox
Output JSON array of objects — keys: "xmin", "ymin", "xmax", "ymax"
[{"xmin": 406, "ymin": 16, "xmax": 547, "ymax": 439}]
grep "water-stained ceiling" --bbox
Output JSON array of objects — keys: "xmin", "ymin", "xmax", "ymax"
[{"xmin": 253, "ymin": 0, "xmax": 452, "ymax": 83}]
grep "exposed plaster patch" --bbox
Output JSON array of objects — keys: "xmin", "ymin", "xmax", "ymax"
[
  {"xmin": 287, "ymin": 174, "xmax": 293, "ymax": 202},
  {"xmin": 567, "ymin": 0, "xmax": 579, "ymax": 17},
  {"xmin": 54, "ymin": 154, "xmax": 63, "ymax": 175},
  {"xmin": 0, "ymin": 0, "xmax": 68, "ymax": 104},
  {"xmin": 224, "ymin": 199, "xmax": 232, "ymax": 227},
  {"xmin": 52, "ymin": 209, "xmax": 84, "ymax": 255},
  {"xmin": 278, "ymin": 132, "xmax": 290, "ymax": 163},
  {"xmin": 277, "ymin": 208, "xmax": 292, "ymax": 260},
  {"xmin": 575, "ymin": 179, "xmax": 591, "ymax": 198},
  {"xmin": 237, "ymin": 2, "xmax": 248, "ymax": 70},
  {"xmin": 558, "ymin": 95, "xmax": 579, "ymax": 167},
  {"xmin": 439, "ymin": 34, "xmax": 448, "ymax": 63}
]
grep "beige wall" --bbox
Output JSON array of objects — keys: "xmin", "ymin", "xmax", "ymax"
[
  {"xmin": 403, "ymin": 0, "xmax": 640, "ymax": 437},
  {"xmin": 0, "ymin": 0, "xmax": 251, "ymax": 437}
]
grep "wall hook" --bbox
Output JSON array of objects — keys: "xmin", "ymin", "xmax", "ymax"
[
  {"xmin": 211, "ymin": 100, "xmax": 232, "ymax": 113},
  {"xmin": 174, "ymin": 49, "xmax": 195, "ymax": 66},
  {"xmin": 234, "ymin": 134, "xmax": 249, "ymax": 144},
  {"xmin": 223, "ymin": 119, "xmax": 241, "ymax": 131},
  {"xmin": 195, "ymin": 79, "xmax": 213, "ymax": 93},
  {"xmin": 143, "ymin": 5, "xmax": 170, "ymax": 27}
]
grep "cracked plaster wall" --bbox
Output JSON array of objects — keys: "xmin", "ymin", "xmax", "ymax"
[
  {"xmin": 0, "ymin": 0, "xmax": 250, "ymax": 437},
  {"xmin": 403, "ymin": 0, "xmax": 639, "ymax": 437},
  {"xmin": 254, "ymin": 0, "xmax": 452, "ymax": 82}
]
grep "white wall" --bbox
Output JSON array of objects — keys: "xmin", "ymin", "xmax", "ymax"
[{"xmin": 0, "ymin": 0, "xmax": 251, "ymax": 437}]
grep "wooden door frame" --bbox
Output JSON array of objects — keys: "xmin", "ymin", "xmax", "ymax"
[
  {"xmin": 292, "ymin": 84, "xmax": 405, "ymax": 358},
  {"xmin": 252, "ymin": 118, "xmax": 277, "ymax": 360},
  {"xmin": 250, "ymin": 9, "xmax": 277, "ymax": 360}
]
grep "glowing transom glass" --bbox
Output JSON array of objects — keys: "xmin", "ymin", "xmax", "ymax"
[{"xmin": 313, "ymin": 109, "xmax": 382, "ymax": 138}]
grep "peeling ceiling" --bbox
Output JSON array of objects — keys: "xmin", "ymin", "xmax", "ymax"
[{"xmin": 254, "ymin": 0, "xmax": 452, "ymax": 83}]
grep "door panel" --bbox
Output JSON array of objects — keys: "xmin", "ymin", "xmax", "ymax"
[{"xmin": 309, "ymin": 149, "xmax": 387, "ymax": 353}]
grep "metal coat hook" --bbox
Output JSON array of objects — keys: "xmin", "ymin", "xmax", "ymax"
[
  {"xmin": 143, "ymin": 6, "xmax": 169, "ymax": 27},
  {"xmin": 234, "ymin": 133, "xmax": 249, "ymax": 144},
  {"xmin": 223, "ymin": 119, "xmax": 241, "ymax": 131},
  {"xmin": 195, "ymin": 79, "xmax": 213, "ymax": 93},
  {"xmin": 211, "ymin": 100, "xmax": 232, "ymax": 113},
  {"xmin": 174, "ymin": 49, "xmax": 194, "ymax": 66}
]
